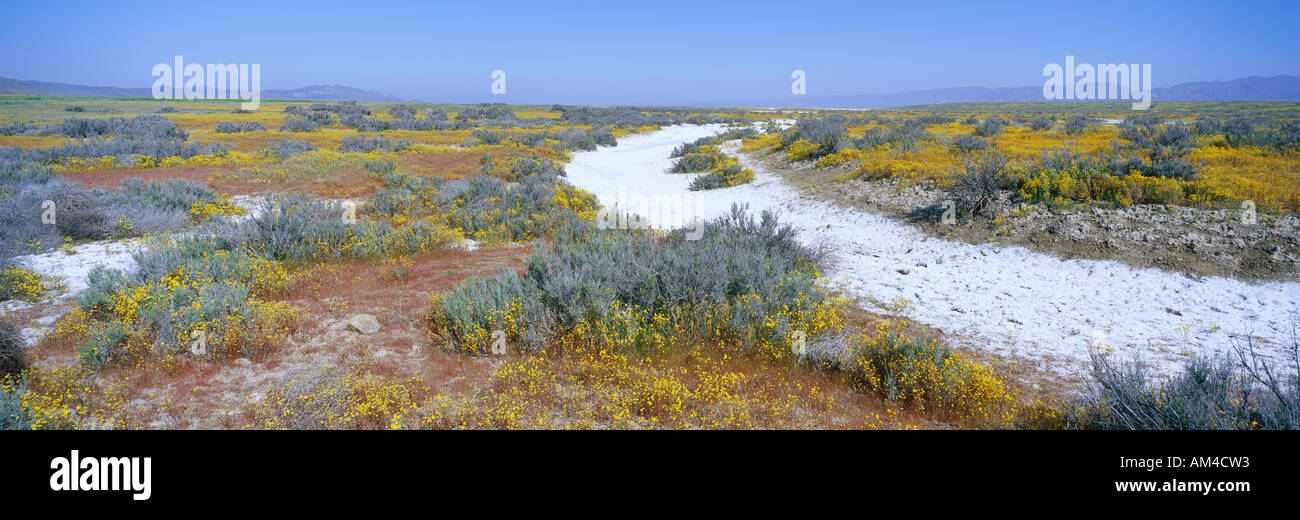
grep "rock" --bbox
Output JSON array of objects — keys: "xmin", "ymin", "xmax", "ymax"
[{"xmin": 349, "ymin": 314, "xmax": 381, "ymax": 334}]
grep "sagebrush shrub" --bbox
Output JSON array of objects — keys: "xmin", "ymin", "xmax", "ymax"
[
  {"xmin": 1118, "ymin": 118, "xmax": 1198, "ymax": 179},
  {"xmin": 795, "ymin": 117, "xmax": 846, "ymax": 157},
  {"xmin": 0, "ymin": 320, "xmax": 23, "ymax": 381},
  {"xmin": 1064, "ymin": 116, "xmax": 1090, "ymax": 135},
  {"xmin": 455, "ymin": 104, "xmax": 515, "ymax": 121},
  {"xmin": 1055, "ymin": 338, "xmax": 1299, "ymax": 430},
  {"xmin": 973, "ymin": 117, "xmax": 1005, "ymax": 137},
  {"xmin": 952, "ymin": 134, "xmax": 989, "ymax": 153},
  {"xmin": 430, "ymin": 205, "xmax": 839, "ymax": 357},
  {"xmin": 54, "ymin": 115, "xmax": 187, "ymax": 141},
  {"xmin": 948, "ymin": 154, "xmax": 1009, "ymax": 217},
  {"xmin": 263, "ymin": 139, "xmax": 317, "ymax": 159},
  {"xmin": 214, "ymin": 121, "xmax": 266, "ymax": 134},
  {"xmin": 5, "ymin": 138, "xmax": 227, "ymax": 167},
  {"xmin": 279, "ymin": 117, "xmax": 320, "ymax": 133},
  {"xmin": 340, "ymin": 134, "xmax": 413, "ymax": 153},
  {"xmin": 387, "ymin": 104, "xmax": 416, "ymax": 119}
]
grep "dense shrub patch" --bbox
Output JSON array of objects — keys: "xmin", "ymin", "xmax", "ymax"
[
  {"xmin": 428, "ymin": 206, "xmax": 841, "ymax": 358},
  {"xmin": 668, "ymin": 127, "xmax": 758, "ymax": 190}
]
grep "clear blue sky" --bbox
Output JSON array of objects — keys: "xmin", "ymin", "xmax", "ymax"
[{"xmin": 2, "ymin": 0, "xmax": 1297, "ymax": 105}]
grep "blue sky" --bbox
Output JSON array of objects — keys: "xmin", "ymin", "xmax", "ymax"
[{"xmin": 1, "ymin": 0, "xmax": 1297, "ymax": 105}]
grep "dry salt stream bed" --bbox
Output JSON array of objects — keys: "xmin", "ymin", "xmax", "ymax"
[
  {"xmin": 3, "ymin": 125, "xmax": 1297, "ymax": 386},
  {"xmin": 565, "ymin": 124, "xmax": 1300, "ymax": 383}
]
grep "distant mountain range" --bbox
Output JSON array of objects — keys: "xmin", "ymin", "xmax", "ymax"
[
  {"xmin": 752, "ymin": 75, "xmax": 1300, "ymax": 109},
  {"xmin": 2, "ymin": 74, "xmax": 1298, "ymax": 108},
  {"xmin": 0, "ymin": 76, "xmax": 404, "ymax": 102}
]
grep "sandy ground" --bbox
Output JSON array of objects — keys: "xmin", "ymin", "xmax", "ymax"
[{"xmin": 564, "ymin": 125, "xmax": 1300, "ymax": 382}]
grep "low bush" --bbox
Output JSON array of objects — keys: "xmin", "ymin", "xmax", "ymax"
[
  {"xmin": 366, "ymin": 171, "xmax": 439, "ymax": 218},
  {"xmin": 1220, "ymin": 118, "xmax": 1255, "ymax": 146},
  {"xmin": 560, "ymin": 107, "xmax": 651, "ymax": 127},
  {"xmin": 882, "ymin": 121, "xmax": 932, "ymax": 152},
  {"xmin": 552, "ymin": 128, "xmax": 598, "ymax": 151},
  {"xmin": 668, "ymin": 129, "xmax": 757, "ymax": 189},
  {"xmin": 441, "ymin": 166, "xmax": 596, "ymax": 243},
  {"xmin": 310, "ymin": 101, "xmax": 371, "ymax": 116},
  {"xmin": 340, "ymin": 134, "xmax": 414, "ymax": 153},
  {"xmin": 948, "ymin": 154, "xmax": 1009, "ymax": 216},
  {"xmin": 689, "ymin": 161, "xmax": 754, "ymax": 191},
  {"xmin": 455, "ymin": 104, "xmax": 516, "ymax": 121},
  {"xmin": 794, "ymin": 117, "xmax": 846, "ymax": 158},
  {"xmin": 340, "ymin": 114, "xmax": 391, "ymax": 132},
  {"xmin": 428, "ymin": 206, "xmax": 839, "ymax": 358},
  {"xmin": 262, "ymin": 138, "xmax": 317, "ymax": 160},
  {"xmin": 387, "ymin": 104, "xmax": 416, "ymax": 119},
  {"xmin": 952, "ymin": 134, "xmax": 989, "ymax": 153},
  {"xmin": 279, "ymin": 118, "xmax": 320, "ymax": 133},
  {"xmin": 1046, "ymin": 334, "xmax": 1298, "ymax": 430},
  {"xmin": 75, "ymin": 242, "xmax": 297, "ymax": 368},
  {"xmin": 477, "ymin": 153, "xmax": 567, "ymax": 182},
  {"xmin": 214, "ymin": 121, "xmax": 266, "ymax": 134},
  {"xmin": 207, "ymin": 193, "xmax": 460, "ymax": 262},
  {"xmin": 670, "ymin": 150, "xmax": 718, "ymax": 172},
  {"xmin": 0, "ymin": 177, "xmax": 239, "ymax": 259},
  {"xmin": 0, "ymin": 265, "xmax": 65, "ymax": 302},
  {"xmin": 973, "ymin": 117, "xmax": 1005, "ymax": 137},
  {"xmin": 807, "ymin": 330, "xmax": 1017, "ymax": 424},
  {"xmin": 1064, "ymin": 116, "xmax": 1090, "ymax": 135},
  {"xmin": 1118, "ymin": 118, "xmax": 1198, "ymax": 180},
  {"xmin": 851, "ymin": 127, "xmax": 887, "ymax": 149},
  {"xmin": 0, "ymin": 321, "xmax": 23, "ymax": 382},
  {"xmin": 73, "ymin": 190, "xmax": 464, "ymax": 370},
  {"xmin": 3, "ymin": 138, "xmax": 228, "ymax": 168},
  {"xmin": 53, "ymin": 115, "xmax": 187, "ymax": 141},
  {"xmin": 421, "ymin": 107, "xmax": 449, "ymax": 121}
]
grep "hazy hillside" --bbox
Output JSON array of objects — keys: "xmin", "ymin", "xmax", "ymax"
[
  {"xmin": 755, "ymin": 75, "xmax": 1300, "ymax": 108},
  {"xmin": 0, "ymin": 76, "xmax": 404, "ymax": 102}
]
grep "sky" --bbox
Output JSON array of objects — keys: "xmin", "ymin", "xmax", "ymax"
[{"xmin": 1, "ymin": 0, "xmax": 1297, "ymax": 105}]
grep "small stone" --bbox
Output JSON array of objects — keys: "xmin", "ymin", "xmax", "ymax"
[{"xmin": 349, "ymin": 314, "xmax": 381, "ymax": 334}]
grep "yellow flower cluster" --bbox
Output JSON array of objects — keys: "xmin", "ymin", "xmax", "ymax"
[
  {"xmin": 80, "ymin": 254, "xmax": 298, "ymax": 368},
  {"xmin": 252, "ymin": 364, "xmax": 429, "ymax": 430},
  {"xmin": 48, "ymin": 151, "xmax": 261, "ymax": 173},
  {"xmin": 1, "ymin": 364, "xmax": 128, "ymax": 430},
  {"xmin": 1015, "ymin": 167, "xmax": 1225, "ymax": 207},
  {"xmin": 783, "ymin": 140, "xmax": 823, "ymax": 162},
  {"xmin": 0, "ymin": 265, "xmax": 66, "ymax": 302},
  {"xmin": 835, "ymin": 326, "xmax": 1019, "ymax": 427}
]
